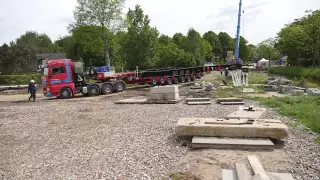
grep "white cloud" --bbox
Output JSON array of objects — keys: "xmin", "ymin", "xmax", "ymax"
[{"xmin": 0, "ymin": 0, "xmax": 320, "ymax": 45}]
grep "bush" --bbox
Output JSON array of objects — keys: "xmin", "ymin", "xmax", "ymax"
[
  {"xmin": 0, "ymin": 74, "xmax": 42, "ymax": 85},
  {"xmin": 270, "ymin": 67, "xmax": 320, "ymax": 82}
]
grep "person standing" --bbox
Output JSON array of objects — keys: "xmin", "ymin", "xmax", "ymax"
[{"xmin": 28, "ymin": 80, "xmax": 36, "ymax": 102}]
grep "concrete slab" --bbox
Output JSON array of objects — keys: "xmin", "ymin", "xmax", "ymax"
[
  {"xmin": 191, "ymin": 137, "xmax": 275, "ymax": 150},
  {"xmin": 217, "ymin": 98, "xmax": 243, "ymax": 103},
  {"xmin": 227, "ymin": 108, "xmax": 267, "ymax": 119},
  {"xmin": 187, "ymin": 101, "xmax": 211, "ymax": 105},
  {"xmin": 222, "ymin": 170, "xmax": 294, "ymax": 180},
  {"xmin": 242, "ymin": 88, "xmax": 255, "ymax": 93},
  {"xmin": 114, "ymin": 96, "xmax": 182, "ymax": 104},
  {"xmin": 220, "ymin": 102, "xmax": 245, "ymax": 105},
  {"xmin": 175, "ymin": 118, "xmax": 289, "ymax": 139},
  {"xmin": 186, "ymin": 98, "xmax": 210, "ymax": 102}
]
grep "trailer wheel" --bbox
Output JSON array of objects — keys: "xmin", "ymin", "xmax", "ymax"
[
  {"xmin": 115, "ymin": 82, "xmax": 125, "ymax": 92},
  {"xmin": 167, "ymin": 78, "xmax": 172, "ymax": 85},
  {"xmin": 174, "ymin": 78, "xmax": 179, "ymax": 84},
  {"xmin": 152, "ymin": 78, "xmax": 157, "ymax": 86},
  {"xmin": 60, "ymin": 88, "xmax": 72, "ymax": 99},
  {"xmin": 88, "ymin": 85, "xmax": 100, "ymax": 96},
  {"xmin": 101, "ymin": 83, "xmax": 113, "ymax": 95},
  {"xmin": 181, "ymin": 76, "xmax": 186, "ymax": 83},
  {"xmin": 187, "ymin": 76, "xmax": 191, "ymax": 82},
  {"xmin": 160, "ymin": 78, "xmax": 165, "ymax": 85}
]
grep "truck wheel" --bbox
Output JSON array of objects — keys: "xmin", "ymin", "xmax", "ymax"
[
  {"xmin": 167, "ymin": 78, "xmax": 172, "ymax": 85},
  {"xmin": 160, "ymin": 78, "xmax": 165, "ymax": 85},
  {"xmin": 187, "ymin": 76, "xmax": 191, "ymax": 82},
  {"xmin": 101, "ymin": 84, "xmax": 113, "ymax": 95},
  {"xmin": 115, "ymin": 82, "xmax": 125, "ymax": 92},
  {"xmin": 88, "ymin": 85, "xmax": 100, "ymax": 96},
  {"xmin": 60, "ymin": 88, "xmax": 72, "ymax": 99},
  {"xmin": 181, "ymin": 76, "xmax": 186, "ymax": 83},
  {"xmin": 174, "ymin": 78, "xmax": 179, "ymax": 84}
]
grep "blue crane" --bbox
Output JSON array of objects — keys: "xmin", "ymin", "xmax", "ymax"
[{"xmin": 234, "ymin": 0, "xmax": 243, "ymax": 64}]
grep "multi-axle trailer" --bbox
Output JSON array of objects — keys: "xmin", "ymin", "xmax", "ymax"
[{"xmin": 40, "ymin": 59, "xmax": 247, "ymax": 99}]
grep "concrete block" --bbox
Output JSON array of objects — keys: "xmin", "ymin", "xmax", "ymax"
[
  {"xmin": 150, "ymin": 85, "xmax": 179, "ymax": 94},
  {"xmin": 175, "ymin": 118, "xmax": 289, "ymax": 139},
  {"xmin": 220, "ymin": 102, "xmax": 245, "ymax": 105},
  {"xmin": 216, "ymin": 98, "xmax": 243, "ymax": 103},
  {"xmin": 227, "ymin": 108, "xmax": 267, "ymax": 119},
  {"xmin": 187, "ymin": 101, "xmax": 211, "ymax": 105}
]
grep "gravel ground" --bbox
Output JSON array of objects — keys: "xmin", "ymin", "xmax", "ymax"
[
  {"xmin": 0, "ymin": 91, "xmax": 319, "ymax": 179},
  {"xmin": 0, "ymin": 93, "xmax": 237, "ymax": 180}
]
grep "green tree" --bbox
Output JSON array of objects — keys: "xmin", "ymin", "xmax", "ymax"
[
  {"xmin": 277, "ymin": 25, "xmax": 308, "ymax": 66},
  {"xmin": 238, "ymin": 36, "xmax": 250, "ymax": 63},
  {"xmin": 172, "ymin": 33, "xmax": 188, "ymax": 51},
  {"xmin": 122, "ymin": 5, "xmax": 159, "ymax": 69},
  {"xmin": 71, "ymin": 0, "xmax": 126, "ymax": 67},
  {"xmin": 218, "ymin": 32, "xmax": 234, "ymax": 60},
  {"xmin": 157, "ymin": 35, "xmax": 172, "ymax": 46},
  {"xmin": 256, "ymin": 38, "xmax": 280, "ymax": 67},
  {"xmin": 203, "ymin": 31, "xmax": 221, "ymax": 58}
]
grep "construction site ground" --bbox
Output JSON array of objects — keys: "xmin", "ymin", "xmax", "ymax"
[{"xmin": 0, "ymin": 75, "xmax": 319, "ymax": 179}]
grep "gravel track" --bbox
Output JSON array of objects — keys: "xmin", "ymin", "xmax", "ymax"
[{"xmin": 0, "ymin": 95, "xmax": 319, "ymax": 179}]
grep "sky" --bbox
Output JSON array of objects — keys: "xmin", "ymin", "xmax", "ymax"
[{"xmin": 0, "ymin": 0, "xmax": 320, "ymax": 45}]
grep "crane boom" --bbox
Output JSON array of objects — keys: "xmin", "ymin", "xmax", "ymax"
[{"xmin": 234, "ymin": 0, "xmax": 243, "ymax": 62}]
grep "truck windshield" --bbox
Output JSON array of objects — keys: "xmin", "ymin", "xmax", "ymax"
[{"xmin": 43, "ymin": 68, "xmax": 49, "ymax": 76}]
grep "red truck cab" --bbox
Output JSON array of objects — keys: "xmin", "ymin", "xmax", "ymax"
[
  {"xmin": 42, "ymin": 59, "xmax": 76, "ymax": 98},
  {"xmin": 41, "ymin": 59, "xmax": 125, "ymax": 99}
]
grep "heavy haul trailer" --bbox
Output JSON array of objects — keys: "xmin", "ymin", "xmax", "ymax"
[{"xmin": 40, "ymin": 59, "xmax": 246, "ymax": 99}]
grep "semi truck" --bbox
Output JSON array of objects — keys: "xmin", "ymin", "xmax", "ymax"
[{"xmin": 40, "ymin": 59, "xmax": 245, "ymax": 99}]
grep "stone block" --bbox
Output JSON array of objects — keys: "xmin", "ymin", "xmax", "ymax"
[
  {"xmin": 149, "ymin": 85, "xmax": 180, "ymax": 100},
  {"xmin": 306, "ymin": 88, "xmax": 320, "ymax": 96},
  {"xmin": 217, "ymin": 98, "xmax": 243, "ymax": 103},
  {"xmin": 175, "ymin": 118, "xmax": 289, "ymax": 139},
  {"xmin": 291, "ymin": 89, "xmax": 304, "ymax": 96}
]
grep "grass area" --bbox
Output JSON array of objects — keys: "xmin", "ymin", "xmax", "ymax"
[
  {"xmin": 248, "ymin": 72, "xmax": 268, "ymax": 84},
  {"xmin": 255, "ymin": 96, "xmax": 320, "ymax": 134}
]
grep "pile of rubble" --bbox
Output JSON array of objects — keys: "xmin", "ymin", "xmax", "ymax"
[
  {"xmin": 267, "ymin": 76, "xmax": 320, "ymax": 96},
  {"xmin": 186, "ymin": 81, "xmax": 221, "ymax": 98}
]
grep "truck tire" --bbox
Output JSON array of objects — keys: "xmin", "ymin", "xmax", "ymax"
[
  {"xmin": 101, "ymin": 83, "xmax": 113, "ymax": 95},
  {"xmin": 167, "ymin": 78, "xmax": 172, "ymax": 85},
  {"xmin": 187, "ymin": 76, "xmax": 191, "ymax": 82},
  {"xmin": 60, "ymin": 88, "xmax": 72, "ymax": 99},
  {"xmin": 160, "ymin": 78, "xmax": 165, "ymax": 85},
  {"xmin": 181, "ymin": 76, "xmax": 186, "ymax": 83},
  {"xmin": 174, "ymin": 78, "xmax": 179, "ymax": 84},
  {"xmin": 152, "ymin": 78, "xmax": 157, "ymax": 86},
  {"xmin": 114, "ymin": 82, "xmax": 125, "ymax": 92},
  {"xmin": 88, "ymin": 85, "xmax": 100, "ymax": 96}
]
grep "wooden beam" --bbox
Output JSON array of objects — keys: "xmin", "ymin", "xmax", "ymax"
[{"xmin": 247, "ymin": 155, "xmax": 270, "ymax": 180}]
